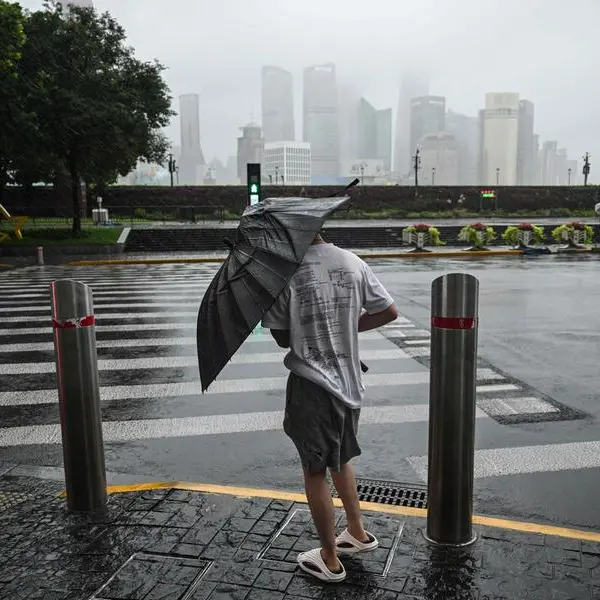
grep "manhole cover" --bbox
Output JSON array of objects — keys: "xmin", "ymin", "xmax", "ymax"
[
  {"xmin": 331, "ymin": 479, "xmax": 428, "ymax": 509},
  {"xmin": 90, "ymin": 552, "xmax": 212, "ymax": 600},
  {"xmin": 0, "ymin": 491, "xmax": 31, "ymax": 512}
]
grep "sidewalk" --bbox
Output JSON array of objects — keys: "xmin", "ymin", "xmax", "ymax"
[{"xmin": 0, "ymin": 472, "xmax": 598, "ymax": 599}]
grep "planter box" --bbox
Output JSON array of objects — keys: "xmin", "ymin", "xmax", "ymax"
[{"xmin": 402, "ymin": 231, "xmax": 428, "ymax": 249}]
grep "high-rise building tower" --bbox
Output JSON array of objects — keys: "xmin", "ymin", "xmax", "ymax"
[
  {"xmin": 303, "ymin": 63, "xmax": 339, "ymax": 182},
  {"xmin": 393, "ymin": 74, "xmax": 428, "ymax": 177},
  {"xmin": 178, "ymin": 94, "xmax": 205, "ymax": 185},
  {"xmin": 446, "ymin": 111, "xmax": 479, "ymax": 185},
  {"xmin": 410, "ymin": 96, "xmax": 446, "ymax": 160},
  {"xmin": 481, "ymin": 92, "xmax": 520, "ymax": 185},
  {"xmin": 419, "ymin": 132, "xmax": 459, "ymax": 185},
  {"xmin": 261, "ymin": 66, "xmax": 295, "ymax": 143},
  {"xmin": 517, "ymin": 100, "xmax": 536, "ymax": 185},
  {"xmin": 237, "ymin": 123, "xmax": 265, "ymax": 184},
  {"xmin": 357, "ymin": 99, "xmax": 392, "ymax": 172},
  {"xmin": 66, "ymin": 0, "xmax": 93, "ymax": 6}
]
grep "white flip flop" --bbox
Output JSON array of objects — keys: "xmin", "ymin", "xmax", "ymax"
[
  {"xmin": 335, "ymin": 529, "xmax": 379, "ymax": 555},
  {"xmin": 296, "ymin": 548, "xmax": 347, "ymax": 583}
]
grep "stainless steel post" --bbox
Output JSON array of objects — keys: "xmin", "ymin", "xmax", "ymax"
[
  {"xmin": 36, "ymin": 246, "xmax": 44, "ymax": 266},
  {"xmin": 425, "ymin": 273, "xmax": 479, "ymax": 546},
  {"xmin": 50, "ymin": 279, "xmax": 107, "ymax": 512}
]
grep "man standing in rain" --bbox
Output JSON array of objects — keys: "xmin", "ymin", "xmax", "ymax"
[{"xmin": 263, "ymin": 233, "xmax": 398, "ymax": 582}]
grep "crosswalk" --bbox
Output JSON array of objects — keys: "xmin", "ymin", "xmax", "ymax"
[{"xmin": 0, "ymin": 263, "xmax": 596, "ymax": 484}]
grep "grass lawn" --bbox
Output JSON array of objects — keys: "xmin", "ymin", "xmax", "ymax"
[{"xmin": 0, "ymin": 227, "xmax": 123, "ymax": 246}]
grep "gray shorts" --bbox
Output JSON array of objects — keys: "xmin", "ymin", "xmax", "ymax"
[{"xmin": 284, "ymin": 373, "xmax": 361, "ymax": 474}]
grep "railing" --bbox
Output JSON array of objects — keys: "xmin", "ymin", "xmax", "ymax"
[{"xmin": 0, "ymin": 205, "xmax": 230, "ymax": 227}]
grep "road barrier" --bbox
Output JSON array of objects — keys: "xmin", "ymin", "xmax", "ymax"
[
  {"xmin": 36, "ymin": 246, "xmax": 44, "ymax": 266},
  {"xmin": 425, "ymin": 272, "xmax": 479, "ymax": 546},
  {"xmin": 50, "ymin": 279, "xmax": 107, "ymax": 512}
]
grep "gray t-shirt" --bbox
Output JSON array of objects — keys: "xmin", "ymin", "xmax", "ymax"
[{"xmin": 262, "ymin": 243, "xmax": 394, "ymax": 409}]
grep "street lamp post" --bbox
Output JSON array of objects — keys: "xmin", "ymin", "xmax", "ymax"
[
  {"xmin": 168, "ymin": 153, "xmax": 177, "ymax": 188},
  {"xmin": 275, "ymin": 166, "xmax": 279, "ymax": 185},
  {"xmin": 360, "ymin": 165, "xmax": 365, "ymax": 186},
  {"xmin": 568, "ymin": 168, "xmax": 572, "ymax": 185},
  {"xmin": 432, "ymin": 167, "xmax": 436, "ymax": 186},
  {"xmin": 583, "ymin": 153, "xmax": 591, "ymax": 186},
  {"xmin": 413, "ymin": 149, "xmax": 421, "ymax": 196},
  {"xmin": 496, "ymin": 168, "xmax": 500, "ymax": 186}
]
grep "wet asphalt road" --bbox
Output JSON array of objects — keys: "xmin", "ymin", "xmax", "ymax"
[{"xmin": 0, "ymin": 255, "xmax": 599, "ymax": 531}]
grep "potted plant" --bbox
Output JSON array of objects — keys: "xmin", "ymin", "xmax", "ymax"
[
  {"xmin": 502, "ymin": 223, "xmax": 545, "ymax": 248},
  {"xmin": 458, "ymin": 222, "xmax": 497, "ymax": 251},
  {"xmin": 402, "ymin": 223, "xmax": 444, "ymax": 252},
  {"xmin": 551, "ymin": 222, "xmax": 594, "ymax": 248}
]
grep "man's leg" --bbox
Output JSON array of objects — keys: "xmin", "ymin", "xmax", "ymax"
[
  {"xmin": 330, "ymin": 463, "xmax": 370, "ymax": 543},
  {"xmin": 303, "ymin": 467, "xmax": 342, "ymax": 572}
]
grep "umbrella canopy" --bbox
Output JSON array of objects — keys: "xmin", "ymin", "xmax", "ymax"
[{"xmin": 197, "ymin": 195, "xmax": 351, "ymax": 391}]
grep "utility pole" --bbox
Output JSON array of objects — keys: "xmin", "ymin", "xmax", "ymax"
[
  {"xmin": 168, "ymin": 154, "xmax": 177, "ymax": 187},
  {"xmin": 431, "ymin": 167, "xmax": 436, "ymax": 186},
  {"xmin": 568, "ymin": 168, "xmax": 572, "ymax": 185},
  {"xmin": 496, "ymin": 167, "xmax": 500, "ymax": 186},
  {"xmin": 413, "ymin": 149, "xmax": 421, "ymax": 195},
  {"xmin": 583, "ymin": 153, "xmax": 591, "ymax": 186}
]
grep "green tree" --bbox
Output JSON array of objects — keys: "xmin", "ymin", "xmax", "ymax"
[
  {"xmin": 19, "ymin": 3, "xmax": 174, "ymax": 234},
  {"xmin": 0, "ymin": 0, "xmax": 25, "ymax": 75},
  {"xmin": 0, "ymin": 1, "xmax": 27, "ymax": 201}
]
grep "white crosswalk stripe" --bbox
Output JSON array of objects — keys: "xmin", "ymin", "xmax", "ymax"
[{"xmin": 0, "ymin": 264, "xmax": 593, "ymax": 480}]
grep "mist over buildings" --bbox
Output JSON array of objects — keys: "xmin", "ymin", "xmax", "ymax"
[{"xmin": 19, "ymin": 0, "xmax": 600, "ymax": 185}]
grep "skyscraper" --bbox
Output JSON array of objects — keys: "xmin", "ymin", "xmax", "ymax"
[
  {"xmin": 419, "ymin": 132, "xmax": 459, "ymax": 185},
  {"xmin": 410, "ymin": 96, "xmax": 446, "ymax": 160},
  {"xmin": 357, "ymin": 99, "xmax": 392, "ymax": 172},
  {"xmin": 178, "ymin": 94, "xmax": 205, "ymax": 185},
  {"xmin": 65, "ymin": 0, "xmax": 93, "ymax": 6},
  {"xmin": 446, "ymin": 111, "xmax": 479, "ymax": 185},
  {"xmin": 261, "ymin": 66, "xmax": 295, "ymax": 143},
  {"xmin": 517, "ymin": 100, "xmax": 536, "ymax": 185},
  {"xmin": 481, "ymin": 93, "xmax": 520, "ymax": 185},
  {"xmin": 393, "ymin": 74, "xmax": 429, "ymax": 177},
  {"xmin": 303, "ymin": 64, "xmax": 340, "ymax": 182},
  {"xmin": 237, "ymin": 123, "xmax": 264, "ymax": 184}
]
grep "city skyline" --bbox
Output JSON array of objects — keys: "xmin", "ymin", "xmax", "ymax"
[{"xmin": 15, "ymin": 0, "xmax": 599, "ymax": 174}]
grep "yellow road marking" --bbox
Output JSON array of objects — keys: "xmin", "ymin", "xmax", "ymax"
[
  {"xmin": 69, "ymin": 248, "xmax": 543, "ymax": 266},
  {"xmin": 103, "ymin": 481, "xmax": 600, "ymax": 543}
]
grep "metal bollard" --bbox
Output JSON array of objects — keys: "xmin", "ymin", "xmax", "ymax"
[
  {"xmin": 36, "ymin": 246, "xmax": 44, "ymax": 266},
  {"xmin": 50, "ymin": 279, "xmax": 107, "ymax": 512},
  {"xmin": 425, "ymin": 273, "xmax": 479, "ymax": 546}
]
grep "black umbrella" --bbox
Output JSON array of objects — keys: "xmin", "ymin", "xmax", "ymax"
[{"xmin": 197, "ymin": 193, "xmax": 353, "ymax": 392}]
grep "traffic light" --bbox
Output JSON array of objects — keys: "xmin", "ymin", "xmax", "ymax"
[{"xmin": 247, "ymin": 163, "xmax": 261, "ymax": 206}]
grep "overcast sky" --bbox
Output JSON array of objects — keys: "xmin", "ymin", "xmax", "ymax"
[{"xmin": 18, "ymin": 0, "xmax": 600, "ymax": 171}]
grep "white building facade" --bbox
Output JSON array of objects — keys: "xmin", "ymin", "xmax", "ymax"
[
  {"xmin": 263, "ymin": 142, "xmax": 311, "ymax": 185},
  {"xmin": 481, "ymin": 92, "xmax": 520, "ymax": 185},
  {"xmin": 419, "ymin": 132, "xmax": 459, "ymax": 185}
]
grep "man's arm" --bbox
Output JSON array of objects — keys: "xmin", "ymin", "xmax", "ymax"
[
  {"xmin": 358, "ymin": 303, "xmax": 398, "ymax": 332},
  {"xmin": 270, "ymin": 329, "xmax": 290, "ymax": 348}
]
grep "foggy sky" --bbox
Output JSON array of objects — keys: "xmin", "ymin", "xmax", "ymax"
[{"xmin": 17, "ymin": 0, "xmax": 600, "ymax": 170}]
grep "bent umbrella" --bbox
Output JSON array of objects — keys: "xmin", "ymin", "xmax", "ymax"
[{"xmin": 197, "ymin": 195, "xmax": 351, "ymax": 392}]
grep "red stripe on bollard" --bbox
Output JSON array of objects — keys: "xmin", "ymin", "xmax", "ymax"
[
  {"xmin": 52, "ymin": 315, "xmax": 95, "ymax": 329},
  {"xmin": 431, "ymin": 316, "xmax": 476, "ymax": 330}
]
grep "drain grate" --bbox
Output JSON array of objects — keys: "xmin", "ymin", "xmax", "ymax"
[
  {"xmin": 0, "ymin": 491, "xmax": 31, "ymax": 512},
  {"xmin": 331, "ymin": 479, "xmax": 428, "ymax": 509}
]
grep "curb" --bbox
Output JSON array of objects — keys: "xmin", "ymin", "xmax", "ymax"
[
  {"xmin": 102, "ymin": 480, "xmax": 600, "ymax": 543},
  {"xmin": 70, "ymin": 249, "xmax": 531, "ymax": 266}
]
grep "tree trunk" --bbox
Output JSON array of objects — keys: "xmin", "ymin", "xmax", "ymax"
[{"xmin": 69, "ymin": 161, "xmax": 81, "ymax": 236}]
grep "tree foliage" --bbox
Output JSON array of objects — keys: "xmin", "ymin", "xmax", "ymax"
[{"xmin": 1, "ymin": 2, "xmax": 174, "ymax": 234}]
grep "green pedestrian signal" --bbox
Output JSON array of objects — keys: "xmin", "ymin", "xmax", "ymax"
[{"xmin": 247, "ymin": 163, "xmax": 261, "ymax": 206}]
